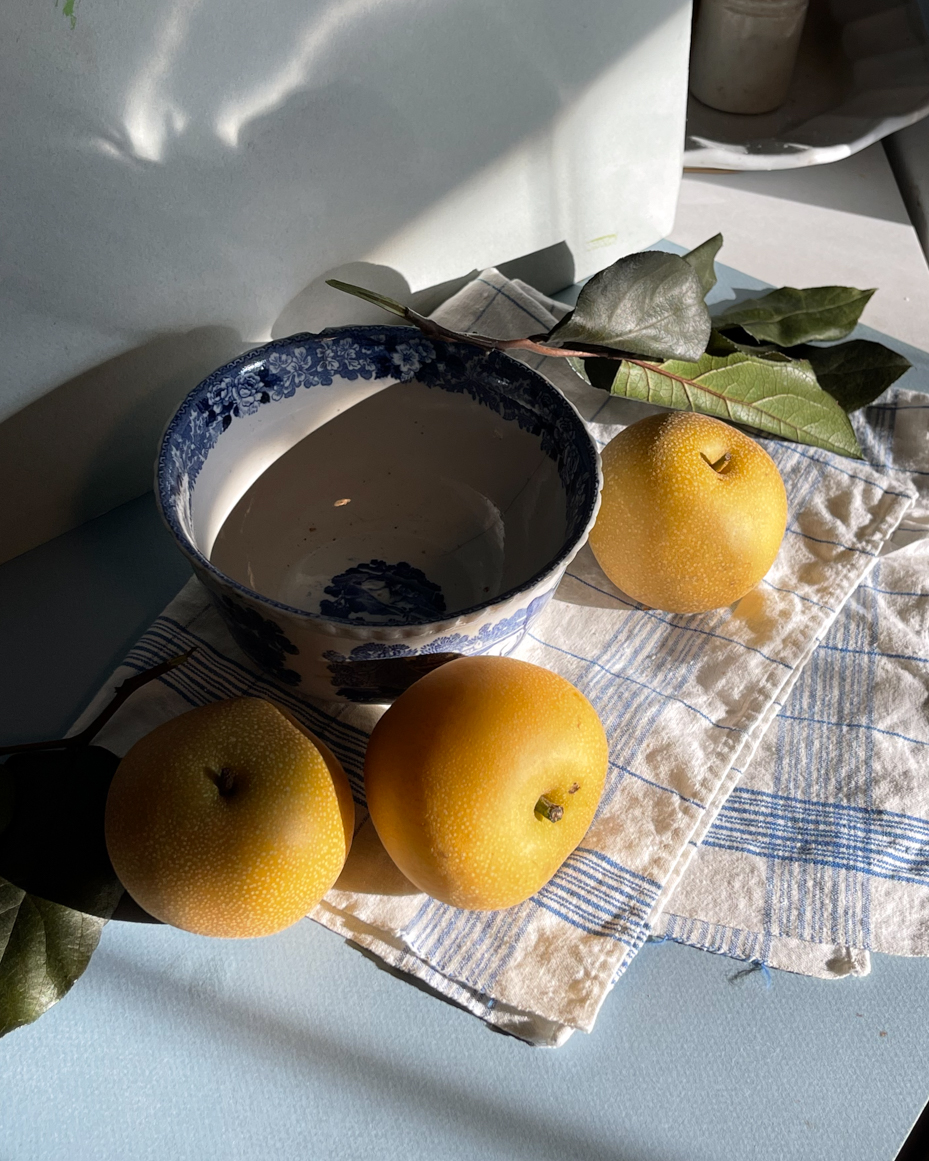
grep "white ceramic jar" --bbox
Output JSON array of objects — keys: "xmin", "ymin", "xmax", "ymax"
[{"xmin": 690, "ymin": 0, "xmax": 810, "ymax": 114}]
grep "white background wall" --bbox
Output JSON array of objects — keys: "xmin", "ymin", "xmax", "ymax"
[{"xmin": 0, "ymin": 1, "xmax": 693, "ymax": 563}]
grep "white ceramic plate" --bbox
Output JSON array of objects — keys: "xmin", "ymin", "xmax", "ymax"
[{"xmin": 684, "ymin": 0, "xmax": 929, "ymax": 170}]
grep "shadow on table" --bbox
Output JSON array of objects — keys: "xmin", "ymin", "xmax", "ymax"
[{"xmin": 91, "ymin": 946, "xmax": 666, "ymax": 1161}]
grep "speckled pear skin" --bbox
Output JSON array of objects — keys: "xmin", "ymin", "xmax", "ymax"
[
  {"xmin": 363, "ymin": 656, "xmax": 608, "ymax": 911},
  {"xmin": 589, "ymin": 412, "xmax": 788, "ymax": 614},
  {"xmin": 104, "ymin": 698, "xmax": 354, "ymax": 938}
]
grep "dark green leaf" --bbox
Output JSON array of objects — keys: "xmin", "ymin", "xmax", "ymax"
[
  {"xmin": 683, "ymin": 234, "xmax": 723, "ymax": 297},
  {"xmin": 546, "ymin": 250, "xmax": 711, "ymax": 361},
  {"xmin": 706, "ymin": 328, "xmax": 744, "ymax": 356},
  {"xmin": 325, "ymin": 279, "xmax": 410, "ymax": 319},
  {"xmin": 569, "ymin": 355, "xmax": 618, "ymax": 393},
  {"xmin": 0, "ymin": 653, "xmax": 197, "ymax": 1038},
  {"xmin": 707, "ymin": 327, "xmax": 799, "ymax": 363},
  {"xmin": 784, "ymin": 339, "xmax": 912, "ymax": 412},
  {"xmin": 582, "ymin": 351, "xmax": 862, "ymax": 458},
  {"xmin": 0, "ymin": 878, "xmax": 107, "ymax": 1037},
  {"xmin": 714, "ymin": 286, "xmax": 875, "ymax": 346},
  {"xmin": 715, "ymin": 324, "xmax": 767, "ymax": 349},
  {"xmin": 0, "ymin": 747, "xmax": 122, "ymax": 918}
]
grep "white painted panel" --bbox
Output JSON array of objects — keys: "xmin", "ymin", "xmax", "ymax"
[{"xmin": 0, "ymin": 1, "xmax": 692, "ymax": 561}]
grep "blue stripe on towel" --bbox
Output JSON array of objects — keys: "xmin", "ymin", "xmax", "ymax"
[{"xmin": 706, "ymin": 788, "xmax": 929, "ymax": 888}]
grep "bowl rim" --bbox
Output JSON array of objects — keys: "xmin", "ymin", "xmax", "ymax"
[{"xmin": 155, "ymin": 324, "xmax": 602, "ymax": 632}]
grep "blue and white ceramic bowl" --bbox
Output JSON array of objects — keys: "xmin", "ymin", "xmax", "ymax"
[{"xmin": 156, "ymin": 325, "xmax": 601, "ymax": 703}]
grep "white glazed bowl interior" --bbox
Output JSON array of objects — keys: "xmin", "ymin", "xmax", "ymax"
[{"xmin": 212, "ymin": 370, "xmax": 575, "ymax": 622}]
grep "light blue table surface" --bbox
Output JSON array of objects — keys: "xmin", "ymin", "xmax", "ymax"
[{"xmin": 2, "ymin": 259, "xmax": 929, "ymax": 1161}]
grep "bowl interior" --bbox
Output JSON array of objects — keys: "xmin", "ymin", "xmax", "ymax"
[{"xmin": 211, "ymin": 375, "xmax": 568, "ymax": 622}]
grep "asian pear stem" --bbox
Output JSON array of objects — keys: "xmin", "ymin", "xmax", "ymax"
[
  {"xmin": 702, "ymin": 452, "xmax": 732, "ymax": 473},
  {"xmin": 535, "ymin": 795, "xmax": 564, "ymax": 823},
  {"xmin": 216, "ymin": 767, "xmax": 236, "ymax": 796}
]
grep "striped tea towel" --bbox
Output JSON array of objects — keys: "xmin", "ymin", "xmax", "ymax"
[
  {"xmin": 653, "ymin": 404, "xmax": 929, "ymax": 978},
  {"xmin": 71, "ymin": 269, "xmax": 923, "ymax": 1046}
]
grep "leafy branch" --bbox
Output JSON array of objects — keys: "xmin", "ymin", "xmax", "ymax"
[
  {"xmin": 0, "ymin": 650, "xmax": 194, "ymax": 1036},
  {"xmin": 326, "ymin": 279, "xmax": 645, "ymax": 363},
  {"xmin": 328, "ymin": 233, "xmax": 912, "ymax": 459}
]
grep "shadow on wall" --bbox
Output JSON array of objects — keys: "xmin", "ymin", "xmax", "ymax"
[
  {"xmin": 0, "ymin": 327, "xmax": 242, "ymax": 564},
  {"xmin": 0, "ymin": 258, "xmax": 423, "ymax": 566},
  {"xmin": 0, "ymin": 235, "xmax": 579, "ymax": 567},
  {"xmin": 0, "ymin": 260, "xmax": 430, "ymax": 565},
  {"xmin": 271, "ymin": 261, "xmax": 414, "ymax": 338}
]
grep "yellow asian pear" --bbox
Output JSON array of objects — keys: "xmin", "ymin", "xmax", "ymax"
[
  {"xmin": 589, "ymin": 411, "xmax": 788, "ymax": 613},
  {"xmin": 363, "ymin": 656, "xmax": 608, "ymax": 911},
  {"xmin": 104, "ymin": 698, "xmax": 354, "ymax": 938}
]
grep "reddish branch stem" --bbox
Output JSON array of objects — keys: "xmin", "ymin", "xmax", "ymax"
[{"xmin": 408, "ymin": 308, "xmax": 641, "ymax": 364}]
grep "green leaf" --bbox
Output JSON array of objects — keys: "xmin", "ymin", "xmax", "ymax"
[
  {"xmin": 785, "ymin": 339, "xmax": 912, "ymax": 412},
  {"xmin": 710, "ymin": 323, "xmax": 768, "ymax": 351},
  {"xmin": 714, "ymin": 286, "xmax": 875, "ymax": 346},
  {"xmin": 546, "ymin": 250, "xmax": 711, "ymax": 362},
  {"xmin": 706, "ymin": 328, "xmax": 745, "ymax": 356},
  {"xmin": 0, "ymin": 747, "xmax": 122, "ymax": 918},
  {"xmin": 706, "ymin": 327, "xmax": 801, "ymax": 365},
  {"xmin": 683, "ymin": 234, "xmax": 723, "ymax": 297},
  {"xmin": 0, "ymin": 878, "xmax": 108, "ymax": 1037},
  {"xmin": 0, "ymin": 746, "xmax": 122, "ymax": 1037},
  {"xmin": 583, "ymin": 351, "xmax": 863, "ymax": 458},
  {"xmin": 0, "ymin": 655, "xmax": 198, "ymax": 1038},
  {"xmin": 325, "ymin": 279, "xmax": 410, "ymax": 319}
]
